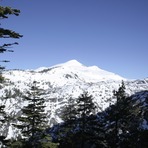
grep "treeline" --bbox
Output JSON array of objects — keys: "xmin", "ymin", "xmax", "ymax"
[
  {"xmin": 49, "ymin": 82, "xmax": 148, "ymax": 148},
  {"xmin": 0, "ymin": 81, "xmax": 148, "ymax": 148}
]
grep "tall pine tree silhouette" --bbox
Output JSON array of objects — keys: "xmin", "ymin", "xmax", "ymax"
[
  {"xmin": 105, "ymin": 81, "xmax": 141, "ymax": 147},
  {"xmin": 13, "ymin": 81, "xmax": 47, "ymax": 147},
  {"xmin": 59, "ymin": 96, "xmax": 77, "ymax": 147},
  {"xmin": 59, "ymin": 92, "xmax": 97, "ymax": 148}
]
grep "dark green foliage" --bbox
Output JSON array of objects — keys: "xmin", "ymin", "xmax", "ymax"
[
  {"xmin": 138, "ymin": 129, "xmax": 148, "ymax": 148},
  {"xmin": 0, "ymin": 100, "xmax": 7, "ymax": 147},
  {"xmin": 74, "ymin": 92, "xmax": 97, "ymax": 148},
  {"xmin": 104, "ymin": 81, "xmax": 142, "ymax": 147},
  {"xmin": 76, "ymin": 92, "xmax": 97, "ymax": 118},
  {"xmin": 0, "ymin": 74, "xmax": 5, "ymax": 83},
  {"xmin": 0, "ymin": 6, "xmax": 20, "ymax": 18},
  {"xmin": 0, "ymin": 69, "xmax": 7, "ymax": 146},
  {"xmin": 0, "ymin": 105, "xmax": 5, "ymax": 123},
  {"xmin": 58, "ymin": 97, "xmax": 77, "ymax": 147},
  {"xmin": 0, "ymin": 73, "xmax": 6, "ymax": 147},
  {"xmin": 86, "ymin": 113, "xmax": 107, "ymax": 148},
  {"xmin": 13, "ymin": 81, "xmax": 48, "ymax": 146},
  {"xmin": 9, "ymin": 138, "xmax": 26, "ymax": 148},
  {"xmin": 0, "ymin": 5, "xmax": 22, "ymax": 69},
  {"xmin": 10, "ymin": 132, "xmax": 59, "ymax": 148},
  {"xmin": 0, "ymin": 28, "xmax": 22, "ymax": 38},
  {"xmin": 27, "ymin": 131, "xmax": 59, "ymax": 148},
  {"xmin": 61, "ymin": 97, "xmax": 77, "ymax": 122},
  {"xmin": 57, "ymin": 92, "xmax": 107, "ymax": 148},
  {"xmin": 0, "ymin": 6, "xmax": 22, "ymax": 39}
]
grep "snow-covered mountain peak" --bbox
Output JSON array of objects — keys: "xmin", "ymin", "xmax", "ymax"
[
  {"xmin": 34, "ymin": 60, "xmax": 83, "ymax": 72},
  {"xmin": 31, "ymin": 60, "xmax": 125, "ymax": 82},
  {"xmin": 53, "ymin": 60, "xmax": 126, "ymax": 81},
  {"xmin": 58, "ymin": 59, "xmax": 83, "ymax": 67}
]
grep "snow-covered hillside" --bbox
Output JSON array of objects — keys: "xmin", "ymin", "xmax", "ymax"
[
  {"xmin": 4, "ymin": 60, "xmax": 125, "ymax": 86},
  {"xmin": 0, "ymin": 60, "xmax": 148, "ymax": 139}
]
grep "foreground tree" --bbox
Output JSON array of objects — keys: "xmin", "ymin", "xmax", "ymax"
[
  {"xmin": 0, "ymin": 4, "xmax": 22, "ymax": 147},
  {"xmin": 58, "ymin": 92, "xmax": 106, "ymax": 148},
  {"xmin": 0, "ymin": 104, "xmax": 7, "ymax": 147},
  {"xmin": 0, "ymin": 5, "xmax": 22, "ymax": 82},
  {"xmin": 75, "ymin": 92, "xmax": 97, "ymax": 148},
  {"xmin": 0, "ymin": 5, "xmax": 22, "ymax": 67},
  {"xmin": 105, "ymin": 81, "xmax": 141, "ymax": 148},
  {"xmin": 58, "ymin": 97, "xmax": 77, "ymax": 147},
  {"xmin": 13, "ymin": 81, "xmax": 48, "ymax": 147}
]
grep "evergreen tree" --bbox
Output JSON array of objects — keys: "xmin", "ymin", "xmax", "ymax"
[
  {"xmin": 58, "ymin": 97, "xmax": 77, "ymax": 147},
  {"xmin": 13, "ymin": 81, "xmax": 48, "ymax": 147},
  {"xmin": 0, "ymin": 76, "xmax": 10, "ymax": 147},
  {"xmin": 0, "ymin": 5, "xmax": 22, "ymax": 69},
  {"xmin": 0, "ymin": 5, "xmax": 22, "ymax": 146},
  {"xmin": 75, "ymin": 92, "xmax": 96, "ymax": 148},
  {"xmin": 87, "ymin": 112, "xmax": 108, "ymax": 148},
  {"xmin": 105, "ymin": 81, "xmax": 141, "ymax": 148},
  {"xmin": 30, "ymin": 131, "xmax": 59, "ymax": 148},
  {"xmin": 59, "ymin": 92, "xmax": 99, "ymax": 148},
  {"xmin": 0, "ymin": 104, "xmax": 7, "ymax": 147},
  {"xmin": 61, "ymin": 97, "xmax": 77, "ymax": 123}
]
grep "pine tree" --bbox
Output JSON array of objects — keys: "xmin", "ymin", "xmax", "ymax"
[
  {"xmin": 58, "ymin": 97, "xmax": 77, "ymax": 147},
  {"xmin": 59, "ymin": 92, "xmax": 98, "ymax": 148},
  {"xmin": 0, "ymin": 5, "xmax": 22, "ymax": 146},
  {"xmin": 76, "ymin": 92, "xmax": 106, "ymax": 148},
  {"xmin": 105, "ymin": 81, "xmax": 141, "ymax": 148},
  {"xmin": 13, "ymin": 81, "xmax": 48, "ymax": 147},
  {"xmin": 61, "ymin": 97, "xmax": 77, "ymax": 123},
  {"xmin": 0, "ymin": 76, "xmax": 9, "ymax": 147},
  {"xmin": 0, "ymin": 5, "xmax": 22, "ymax": 69},
  {"xmin": 88, "ymin": 111, "xmax": 108, "ymax": 148},
  {"xmin": 0, "ymin": 104, "xmax": 6, "ymax": 147}
]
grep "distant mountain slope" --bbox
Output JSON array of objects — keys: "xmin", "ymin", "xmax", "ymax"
[{"xmin": 0, "ymin": 60, "xmax": 148, "ymax": 139}]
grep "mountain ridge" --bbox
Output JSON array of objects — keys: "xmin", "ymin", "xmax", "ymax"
[
  {"xmin": 0, "ymin": 60, "xmax": 148, "ymax": 139},
  {"xmin": 35, "ymin": 60, "xmax": 126, "ymax": 81}
]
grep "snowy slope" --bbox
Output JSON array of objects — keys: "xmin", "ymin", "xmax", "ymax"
[{"xmin": 0, "ymin": 60, "xmax": 148, "ymax": 139}]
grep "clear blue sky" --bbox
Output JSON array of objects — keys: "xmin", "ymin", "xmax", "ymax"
[{"xmin": 1, "ymin": 0, "xmax": 148, "ymax": 79}]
